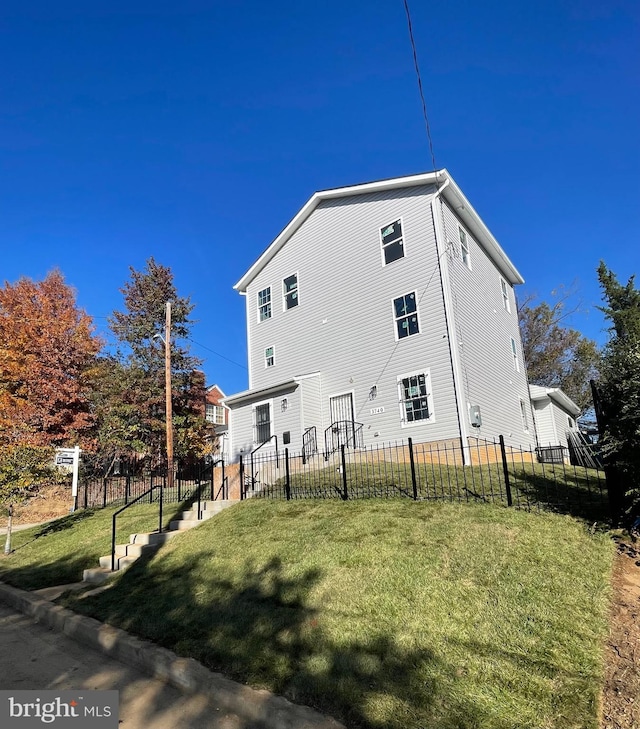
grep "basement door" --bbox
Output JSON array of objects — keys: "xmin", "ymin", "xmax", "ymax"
[{"xmin": 329, "ymin": 392, "xmax": 356, "ymax": 451}]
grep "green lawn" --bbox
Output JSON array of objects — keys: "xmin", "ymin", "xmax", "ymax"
[
  {"xmin": 0, "ymin": 500, "xmax": 183, "ymax": 589},
  {"xmin": 44, "ymin": 499, "xmax": 616, "ymax": 729}
]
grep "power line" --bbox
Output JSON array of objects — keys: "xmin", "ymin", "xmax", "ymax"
[
  {"xmin": 403, "ymin": 0, "xmax": 437, "ymax": 172},
  {"xmin": 185, "ymin": 336, "xmax": 247, "ymax": 370}
]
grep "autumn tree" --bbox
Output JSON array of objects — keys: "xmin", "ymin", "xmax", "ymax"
[
  {"xmin": 100, "ymin": 258, "xmax": 208, "ymax": 464},
  {"xmin": 596, "ymin": 263, "xmax": 640, "ymax": 517},
  {"xmin": 518, "ymin": 292, "xmax": 600, "ymax": 411},
  {"xmin": 0, "ymin": 270, "xmax": 101, "ymax": 447}
]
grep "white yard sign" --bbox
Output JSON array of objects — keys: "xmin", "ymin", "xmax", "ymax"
[{"xmin": 55, "ymin": 446, "xmax": 81, "ymax": 510}]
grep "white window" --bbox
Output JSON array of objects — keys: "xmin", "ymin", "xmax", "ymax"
[
  {"xmin": 258, "ymin": 287, "xmax": 272, "ymax": 321},
  {"xmin": 500, "ymin": 278, "xmax": 511, "ymax": 312},
  {"xmin": 398, "ymin": 371, "xmax": 434, "ymax": 425},
  {"xmin": 380, "ymin": 219, "xmax": 405, "ymax": 265},
  {"xmin": 458, "ymin": 226, "xmax": 471, "ymax": 269},
  {"xmin": 393, "ymin": 292, "xmax": 419, "ymax": 339},
  {"xmin": 206, "ymin": 404, "xmax": 226, "ymax": 425},
  {"xmin": 519, "ymin": 398, "xmax": 529, "ymax": 432},
  {"xmin": 510, "ymin": 337, "xmax": 520, "ymax": 372},
  {"xmin": 253, "ymin": 401, "xmax": 272, "ymax": 444},
  {"xmin": 265, "ymin": 346, "xmax": 275, "ymax": 368},
  {"xmin": 283, "ymin": 274, "xmax": 299, "ymax": 310}
]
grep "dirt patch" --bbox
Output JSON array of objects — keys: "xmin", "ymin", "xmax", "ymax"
[
  {"xmin": 601, "ymin": 537, "xmax": 640, "ymax": 728},
  {"xmin": 0, "ymin": 484, "xmax": 74, "ymax": 528}
]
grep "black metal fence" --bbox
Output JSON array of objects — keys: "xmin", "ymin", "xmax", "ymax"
[
  {"xmin": 79, "ymin": 458, "xmax": 228, "ymax": 510},
  {"xmin": 240, "ymin": 436, "xmax": 610, "ymax": 522}
]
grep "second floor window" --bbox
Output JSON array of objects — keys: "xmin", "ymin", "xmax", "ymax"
[
  {"xmin": 283, "ymin": 274, "xmax": 298, "ymax": 310},
  {"xmin": 394, "ymin": 292, "xmax": 419, "ymax": 339},
  {"xmin": 258, "ymin": 287, "xmax": 272, "ymax": 321},
  {"xmin": 381, "ymin": 219, "xmax": 404, "ymax": 265}
]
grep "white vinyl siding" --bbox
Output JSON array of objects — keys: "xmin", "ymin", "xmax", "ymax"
[{"xmin": 519, "ymin": 398, "xmax": 529, "ymax": 432}]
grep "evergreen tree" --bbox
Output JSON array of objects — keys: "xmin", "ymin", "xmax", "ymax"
[
  {"xmin": 596, "ymin": 262, "xmax": 640, "ymax": 517},
  {"xmin": 104, "ymin": 258, "xmax": 207, "ymax": 463}
]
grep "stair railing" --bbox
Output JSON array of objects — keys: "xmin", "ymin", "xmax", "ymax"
[{"xmin": 111, "ymin": 485, "xmax": 159, "ymax": 572}]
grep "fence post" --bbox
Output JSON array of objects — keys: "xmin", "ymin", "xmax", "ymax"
[
  {"xmin": 408, "ymin": 438, "xmax": 418, "ymax": 500},
  {"xmin": 125, "ymin": 475, "xmax": 130, "ymax": 505},
  {"xmin": 239, "ymin": 455, "xmax": 244, "ymax": 501},
  {"xmin": 499, "ymin": 435, "xmax": 513, "ymax": 507},
  {"xmin": 159, "ymin": 473, "xmax": 164, "ymax": 534},
  {"xmin": 340, "ymin": 444, "xmax": 348, "ymax": 500},
  {"xmin": 102, "ymin": 478, "xmax": 108, "ymax": 508},
  {"xmin": 177, "ymin": 462, "xmax": 182, "ymax": 502},
  {"xmin": 285, "ymin": 448, "xmax": 291, "ymax": 501},
  {"xmin": 83, "ymin": 480, "xmax": 88, "ymax": 509},
  {"xmin": 222, "ymin": 459, "xmax": 226, "ymax": 500}
]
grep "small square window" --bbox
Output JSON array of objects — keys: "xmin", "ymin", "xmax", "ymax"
[
  {"xmin": 393, "ymin": 292, "xmax": 419, "ymax": 339},
  {"xmin": 381, "ymin": 219, "xmax": 404, "ymax": 265},
  {"xmin": 459, "ymin": 226, "xmax": 471, "ymax": 269},
  {"xmin": 258, "ymin": 287, "xmax": 272, "ymax": 321},
  {"xmin": 265, "ymin": 346, "xmax": 274, "ymax": 368},
  {"xmin": 283, "ymin": 274, "xmax": 298, "ymax": 310}
]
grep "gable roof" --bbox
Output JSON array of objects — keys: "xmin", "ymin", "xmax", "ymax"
[{"xmin": 234, "ymin": 169, "xmax": 525, "ymax": 293}]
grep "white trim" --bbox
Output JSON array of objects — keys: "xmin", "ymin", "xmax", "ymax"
[
  {"xmin": 379, "ymin": 216, "xmax": 406, "ymax": 267},
  {"xmin": 391, "ymin": 290, "xmax": 421, "ymax": 342},
  {"xmin": 234, "ymin": 169, "xmax": 524, "ymax": 292},
  {"xmin": 397, "ymin": 369, "xmax": 435, "ymax": 427}
]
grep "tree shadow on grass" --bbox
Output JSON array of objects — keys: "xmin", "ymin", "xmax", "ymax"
[{"xmin": 67, "ymin": 553, "xmax": 524, "ymax": 729}]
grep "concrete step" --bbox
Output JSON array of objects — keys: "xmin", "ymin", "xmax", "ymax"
[
  {"xmin": 98, "ymin": 554, "xmax": 138, "ymax": 570},
  {"xmin": 82, "ymin": 567, "xmax": 114, "ymax": 585},
  {"xmin": 84, "ymin": 499, "xmax": 240, "ymax": 582}
]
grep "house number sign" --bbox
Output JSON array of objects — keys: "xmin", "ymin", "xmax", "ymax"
[{"xmin": 370, "ymin": 406, "xmax": 385, "ymax": 415}]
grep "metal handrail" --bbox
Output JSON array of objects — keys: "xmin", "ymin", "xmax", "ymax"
[
  {"xmin": 249, "ymin": 435, "xmax": 279, "ymax": 495},
  {"xmin": 302, "ymin": 426, "xmax": 317, "ymax": 464},
  {"xmin": 324, "ymin": 420, "xmax": 364, "ymax": 458}
]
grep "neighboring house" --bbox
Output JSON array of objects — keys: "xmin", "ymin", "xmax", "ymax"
[
  {"xmin": 225, "ymin": 170, "xmax": 536, "ymax": 463},
  {"xmin": 529, "ymin": 384, "xmax": 580, "ymax": 458},
  {"xmin": 205, "ymin": 384, "xmax": 230, "ymax": 456}
]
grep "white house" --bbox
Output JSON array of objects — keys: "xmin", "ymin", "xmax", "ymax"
[
  {"xmin": 529, "ymin": 384, "xmax": 581, "ymax": 457},
  {"xmin": 225, "ymin": 170, "xmax": 536, "ymax": 463}
]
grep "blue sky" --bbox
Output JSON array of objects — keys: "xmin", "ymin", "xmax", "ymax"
[{"xmin": 1, "ymin": 0, "xmax": 638, "ymax": 395}]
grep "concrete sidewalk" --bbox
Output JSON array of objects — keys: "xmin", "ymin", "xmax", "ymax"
[{"xmin": 0, "ymin": 581, "xmax": 344, "ymax": 729}]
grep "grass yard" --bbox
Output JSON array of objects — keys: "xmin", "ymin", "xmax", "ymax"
[
  {"xmin": 56, "ymin": 499, "xmax": 614, "ymax": 729},
  {"xmin": 0, "ymin": 501, "xmax": 182, "ymax": 589}
]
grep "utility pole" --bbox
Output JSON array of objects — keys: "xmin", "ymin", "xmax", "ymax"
[{"xmin": 165, "ymin": 301, "xmax": 174, "ymax": 492}]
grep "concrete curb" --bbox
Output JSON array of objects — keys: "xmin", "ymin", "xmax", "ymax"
[{"xmin": 0, "ymin": 581, "xmax": 345, "ymax": 729}]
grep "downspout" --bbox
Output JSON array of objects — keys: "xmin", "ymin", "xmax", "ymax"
[{"xmin": 431, "ymin": 177, "xmax": 471, "ymax": 465}]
